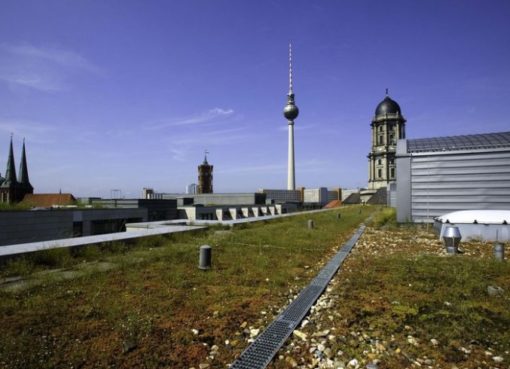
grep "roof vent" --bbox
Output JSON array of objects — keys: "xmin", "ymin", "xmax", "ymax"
[{"xmin": 443, "ymin": 226, "xmax": 461, "ymax": 255}]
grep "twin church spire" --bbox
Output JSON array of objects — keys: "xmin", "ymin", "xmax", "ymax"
[
  {"xmin": 19, "ymin": 139, "xmax": 33, "ymax": 192},
  {"xmin": 2, "ymin": 135, "xmax": 17, "ymax": 187},
  {"xmin": 0, "ymin": 136, "xmax": 33, "ymax": 203}
]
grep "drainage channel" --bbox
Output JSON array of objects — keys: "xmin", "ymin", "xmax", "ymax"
[{"xmin": 229, "ymin": 224, "xmax": 366, "ymax": 369}]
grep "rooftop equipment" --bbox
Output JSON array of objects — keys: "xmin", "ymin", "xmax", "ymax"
[{"xmin": 442, "ymin": 226, "xmax": 461, "ymax": 254}]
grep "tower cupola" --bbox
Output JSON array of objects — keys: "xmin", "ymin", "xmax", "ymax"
[
  {"xmin": 367, "ymin": 90, "xmax": 407, "ymax": 190},
  {"xmin": 375, "ymin": 95, "xmax": 402, "ymax": 117}
]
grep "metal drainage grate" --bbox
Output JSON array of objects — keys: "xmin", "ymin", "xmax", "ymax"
[
  {"xmin": 282, "ymin": 285, "xmax": 323, "ymax": 322},
  {"xmin": 230, "ymin": 320, "xmax": 293, "ymax": 369},
  {"xmin": 229, "ymin": 224, "xmax": 366, "ymax": 369}
]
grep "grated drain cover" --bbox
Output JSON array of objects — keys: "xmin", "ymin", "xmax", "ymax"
[{"xmin": 230, "ymin": 224, "xmax": 365, "ymax": 369}]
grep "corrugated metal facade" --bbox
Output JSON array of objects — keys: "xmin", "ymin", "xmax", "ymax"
[
  {"xmin": 410, "ymin": 150, "xmax": 510, "ymax": 222},
  {"xmin": 396, "ymin": 132, "xmax": 510, "ymax": 223}
]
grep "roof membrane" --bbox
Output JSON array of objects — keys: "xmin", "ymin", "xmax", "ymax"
[{"xmin": 408, "ymin": 131, "xmax": 510, "ymax": 153}]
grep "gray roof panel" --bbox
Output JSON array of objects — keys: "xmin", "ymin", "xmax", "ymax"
[{"xmin": 407, "ymin": 131, "xmax": 510, "ymax": 153}]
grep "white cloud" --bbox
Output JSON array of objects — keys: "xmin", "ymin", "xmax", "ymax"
[
  {"xmin": 0, "ymin": 69, "xmax": 66, "ymax": 92},
  {"xmin": 0, "ymin": 43, "xmax": 102, "ymax": 92},
  {"xmin": 170, "ymin": 148, "xmax": 187, "ymax": 161},
  {"xmin": 0, "ymin": 119, "xmax": 56, "ymax": 144},
  {"xmin": 147, "ymin": 107, "xmax": 235, "ymax": 129},
  {"xmin": 170, "ymin": 126, "xmax": 249, "ymax": 146},
  {"xmin": 3, "ymin": 44, "xmax": 100, "ymax": 73},
  {"xmin": 163, "ymin": 126, "xmax": 251, "ymax": 162}
]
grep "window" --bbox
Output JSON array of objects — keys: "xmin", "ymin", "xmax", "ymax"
[
  {"xmin": 390, "ymin": 168, "xmax": 395, "ymax": 178},
  {"xmin": 378, "ymin": 169, "xmax": 382, "ymax": 178},
  {"xmin": 377, "ymin": 159, "xmax": 381, "ymax": 165}
]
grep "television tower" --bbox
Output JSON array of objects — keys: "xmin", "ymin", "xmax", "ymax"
[{"xmin": 283, "ymin": 43, "xmax": 299, "ymax": 190}]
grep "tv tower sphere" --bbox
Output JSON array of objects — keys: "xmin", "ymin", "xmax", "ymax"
[{"xmin": 283, "ymin": 101, "xmax": 299, "ymax": 120}]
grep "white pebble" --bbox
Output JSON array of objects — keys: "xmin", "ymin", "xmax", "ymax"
[
  {"xmin": 493, "ymin": 356, "xmax": 504, "ymax": 363},
  {"xmin": 347, "ymin": 358, "xmax": 359, "ymax": 368}
]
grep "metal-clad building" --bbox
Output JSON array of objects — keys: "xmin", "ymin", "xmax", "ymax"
[{"xmin": 396, "ymin": 131, "xmax": 510, "ymax": 223}]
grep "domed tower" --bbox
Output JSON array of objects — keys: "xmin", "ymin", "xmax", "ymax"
[
  {"xmin": 368, "ymin": 90, "xmax": 406, "ymax": 190},
  {"xmin": 197, "ymin": 152, "xmax": 213, "ymax": 194},
  {"xmin": 283, "ymin": 43, "xmax": 299, "ymax": 190}
]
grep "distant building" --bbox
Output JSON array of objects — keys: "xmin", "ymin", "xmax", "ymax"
[
  {"xmin": 338, "ymin": 91, "xmax": 407, "ymax": 206},
  {"xmin": 342, "ymin": 191, "xmax": 362, "ymax": 205},
  {"xmin": 197, "ymin": 154, "xmax": 213, "ymax": 194},
  {"xmin": 22, "ymin": 193, "xmax": 76, "ymax": 207},
  {"xmin": 259, "ymin": 187, "xmax": 341, "ymax": 208},
  {"xmin": 90, "ymin": 198, "xmax": 178, "ymax": 221},
  {"xmin": 395, "ymin": 131, "xmax": 510, "ymax": 223},
  {"xmin": 0, "ymin": 137, "xmax": 34, "ymax": 204},
  {"xmin": 259, "ymin": 189, "xmax": 301, "ymax": 203},
  {"xmin": 142, "ymin": 188, "xmax": 155, "ymax": 199},
  {"xmin": 303, "ymin": 187, "xmax": 329, "ymax": 206},
  {"xmin": 177, "ymin": 203, "xmax": 297, "ymax": 222},
  {"xmin": 186, "ymin": 183, "xmax": 197, "ymax": 194},
  {"xmin": 191, "ymin": 193, "xmax": 266, "ymax": 206},
  {"xmin": 368, "ymin": 90, "xmax": 406, "ymax": 190}
]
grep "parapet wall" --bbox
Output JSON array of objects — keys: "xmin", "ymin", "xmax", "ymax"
[
  {"xmin": 0, "ymin": 208, "xmax": 148, "ymax": 246},
  {"xmin": 0, "ymin": 210, "xmax": 74, "ymax": 246}
]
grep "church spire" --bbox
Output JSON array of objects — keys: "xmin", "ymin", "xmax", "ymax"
[
  {"xmin": 18, "ymin": 138, "xmax": 33, "ymax": 192},
  {"xmin": 2, "ymin": 135, "xmax": 17, "ymax": 187}
]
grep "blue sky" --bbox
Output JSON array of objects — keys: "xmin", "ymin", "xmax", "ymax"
[{"xmin": 0, "ymin": 1, "xmax": 509, "ymax": 198}]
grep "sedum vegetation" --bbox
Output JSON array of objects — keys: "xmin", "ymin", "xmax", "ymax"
[
  {"xmin": 269, "ymin": 209, "xmax": 510, "ymax": 369},
  {"xmin": 1, "ymin": 206, "xmax": 508, "ymax": 369},
  {"xmin": 0, "ymin": 206, "xmax": 371, "ymax": 369}
]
